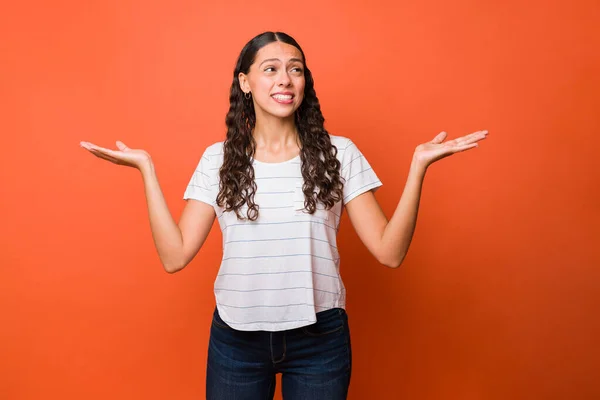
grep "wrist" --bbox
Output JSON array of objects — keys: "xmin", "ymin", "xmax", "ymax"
[
  {"xmin": 410, "ymin": 154, "xmax": 429, "ymax": 174},
  {"xmin": 139, "ymin": 157, "xmax": 155, "ymax": 178}
]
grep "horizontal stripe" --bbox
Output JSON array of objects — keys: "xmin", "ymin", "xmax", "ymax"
[
  {"xmin": 224, "ymin": 236, "xmax": 337, "ymax": 249},
  {"xmin": 342, "ymin": 154, "xmax": 363, "ymax": 171},
  {"xmin": 217, "ymin": 303, "xmax": 337, "ymax": 310},
  {"xmin": 348, "ymin": 167, "xmax": 373, "ymax": 181},
  {"xmin": 215, "ymin": 208, "xmax": 340, "ymax": 220},
  {"xmin": 222, "ymin": 219, "xmax": 336, "ymax": 232},
  {"xmin": 222, "ymin": 253, "xmax": 338, "ymax": 262},
  {"xmin": 343, "ymin": 181, "xmax": 382, "ymax": 202},
  {"xmin": 218, "ymin": 317, "xmax": 313, "ymax": 325},
  {"xmin": 259, "ymin": 190, "xmax": 295, "ymax": 194},
  {"xmin": 217, "ymin": 270, "xmax": 340, "ymax": 279},
  {"xmin": 254, "ymin": 176, "xmax": 302, "ymax": 180},
  {"xmin": 187, "ymin": 184, "xmax": 211, "ymax": 190},
  {"xmin": 214, "ymin": 287, "xmax": 340, "ymax": 295}
]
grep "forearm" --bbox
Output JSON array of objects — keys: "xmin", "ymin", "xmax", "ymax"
[
  {"xmin": 139, "ymin": 160, "xmax": 185, "ymax": 272},
  {"xmin": 380, "ymin": 157, "xmax": 427, "ymax": 267}
]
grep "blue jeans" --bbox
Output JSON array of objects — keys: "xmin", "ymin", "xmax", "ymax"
[{"xmin": 206, "ymin": 307, "xmax": 352, "ymax": 399}]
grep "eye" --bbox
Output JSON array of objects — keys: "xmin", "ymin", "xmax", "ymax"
[
  {"xmin": 291, "ymin": 67, "xmax": 304, "ymax": 74},
  {"xmin": 264, "ymin": 66, "xmax": 276, "ymax": 72}
]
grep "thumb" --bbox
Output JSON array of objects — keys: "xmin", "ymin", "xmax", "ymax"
[
  {"xmin": 430, "ymin": 131, "xmax": 447, "ymax": 144},
  {"xmin": 116, "ymin": 141, "xmax": 129, "ymax": 151}
]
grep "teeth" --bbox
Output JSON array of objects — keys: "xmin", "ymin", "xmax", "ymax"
[{"xmin": 272, "ymin": 94, "xmax": 292, "ymax": 100}]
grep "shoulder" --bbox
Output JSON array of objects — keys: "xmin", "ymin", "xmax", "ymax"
[
  {"xmin": 203, "ymin": 141, "xmax": 224, "ymax": 157},
  {"xmin": 329, "ymin": 134, "xmax": 353, "ymax": 149},
  {"xmin": 200, "ymin": 141, "xmax": 225, "ymax": 165},
  {"xmin": 329, "ymin": 135, "xmax": 358, "ymax": 162},
  {"xmin": 191, "ymin": 141, "xmax": 224, "ymax": 173}
]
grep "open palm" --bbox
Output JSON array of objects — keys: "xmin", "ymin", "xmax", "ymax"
[
  {"xmin": 80, "ymin": 141, "xmax": 151, "ymax": 170},
  {"xmin": 414, "ymin": 130, "xmax": 488, "ymax": 167}
]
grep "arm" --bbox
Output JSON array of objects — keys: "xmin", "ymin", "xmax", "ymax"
[
  {"xmin": 140, "ymin": 160, "xmax": 216, "ymax": 273},
  {"xmin": 345, "ymin": 130, "xmax": 488, "ymax": 268},
  {"xmin": 345, "ymin": 159, "xmax": 425, "ymax": 268},
  {"xmin": 81, "ymin": 140, "xmax": 216, "ymax": 274}
]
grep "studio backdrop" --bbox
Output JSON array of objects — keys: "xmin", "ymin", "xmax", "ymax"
[{"xmin": 1, "ymin": 0, "xmax": 598, "ymax": 399}]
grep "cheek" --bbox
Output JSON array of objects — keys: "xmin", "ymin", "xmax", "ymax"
[
  {"xmin": 252, "ymin": 77, "xmax": 272, "ymax": 95},
  {"xmin": 296, "ymin": 80, "xmax": 306, "ymax": 98}
]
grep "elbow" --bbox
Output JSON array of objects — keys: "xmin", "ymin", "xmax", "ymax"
[
  {"xmin": 382, "ymin": 260, "xmax": 403, "ymax": 269},
  {"xmin": 162, "ymin": 259, "xmax": 186, "ymax": 274},
  {"xmin": 163, "ymin": 264, "xmax": 180, "ymax": 274},
  {"xmin": 377, "ymin": 253, "xmax": 406, "ymax": 269}
]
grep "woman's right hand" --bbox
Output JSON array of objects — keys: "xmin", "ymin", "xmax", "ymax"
[
  {"xmin": 80, "ymin": 139, "xmax": 216, "ymax": 273},
  {"xmin": 80, "ymin": 140, "xmax": 151, "ymax": 171}
]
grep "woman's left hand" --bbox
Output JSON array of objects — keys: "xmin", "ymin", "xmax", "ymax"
[{"xmin": 413, "ymin": 130, "xmax": 489, "ymax": 168}]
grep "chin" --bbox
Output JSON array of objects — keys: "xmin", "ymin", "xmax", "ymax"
[
  {"xmin": 258, "ymin": 105, "xmax": 299, "ymax": 120},
  {"xmin": 270, "ymin": 109, "xmax": 297, "ymax": 119}
]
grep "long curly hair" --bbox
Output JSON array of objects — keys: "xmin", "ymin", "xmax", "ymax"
[{"xmin": 216, "ymin": 31, "xmax": 344, "ymax": 220}]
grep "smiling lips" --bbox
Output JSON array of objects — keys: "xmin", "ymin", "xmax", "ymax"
[{"xmin": 271, "ymin": 93, "xmax": 294, "ymax": 104}]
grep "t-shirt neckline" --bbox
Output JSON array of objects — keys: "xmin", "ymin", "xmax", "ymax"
[{"xmin": 252, "ymin": 154, "xmax": 301, "ymax": 165}]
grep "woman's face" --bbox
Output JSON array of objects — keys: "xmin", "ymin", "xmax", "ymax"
[{"xmin": 239, "ymin": 41, "xmax": 306, "ymax": 120}]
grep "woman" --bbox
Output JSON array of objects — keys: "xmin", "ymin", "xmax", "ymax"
[{"xmin": 80, "ymin": 31, "xmax": 488, "ymax": 400}]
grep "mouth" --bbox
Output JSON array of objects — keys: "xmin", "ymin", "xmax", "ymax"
[{"xmin": 271, "ymin": 93, "xmax": 294, "ymax": 104}]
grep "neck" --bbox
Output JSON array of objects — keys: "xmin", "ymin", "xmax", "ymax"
[{"xmin": 252, "ymin": 111, "xmax": 299, "ymax": 152}]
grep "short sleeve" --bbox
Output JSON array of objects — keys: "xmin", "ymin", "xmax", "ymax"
[
  {"xmin": 183, "ymin": 146, "xmax": 219, "ymax": 206},
  {"xmin": 340, "ymin": 139, "xmax": 383, "ymax": 205}
]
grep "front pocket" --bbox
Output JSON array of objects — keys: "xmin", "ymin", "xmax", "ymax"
[
  {"xmin": 301, "ymin": 308, "xmax": 345, "ymax": 337},
  {"xmin": 212, "ymin": 308, "xmax": 232, "ymax": 330}
]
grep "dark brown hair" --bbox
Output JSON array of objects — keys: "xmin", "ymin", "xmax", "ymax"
[{"xmin": 216, "ymin": 31, "xmax": 343, "ymax": 220}]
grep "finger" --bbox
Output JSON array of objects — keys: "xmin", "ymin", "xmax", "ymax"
[
  {"xmin": 87, "ymin": 144, "xmax": 121, "ymax": 158},
  {"xmin": 89, "ymin": 148, "xmax": 122, "ymax": 164},
  {"xmin": 453, "ymin": 143, "xmax": 479, "ymax": 153},
  {"xmin": 89, "ymin": 149, "xmax": 120, "ymax": 162},
  {"xmin": 116, "ymin": 141, "xmax": 129, "ymax": 151},
  {"xmin": 457, "ymin": 136, "xmax": 481, "ymax": 146},
  {"xmin": 80, "ymin": 141, "xmax": 95, "ymax": 150},
  {"xmin": 431, "ymin": 131, "xmax": 447, "ymax": 144},
  {"xmin": 455, "ymin": 131, "xmax": 487, "ymax": 146},
  {"xmin": 464, "ymin": 130, "xmax": 488, "ymax": 141}
]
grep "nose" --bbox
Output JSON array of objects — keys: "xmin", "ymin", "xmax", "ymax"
[{"xmin": 278, "ymin": 71, "xmax": 292, "ymax": 87}]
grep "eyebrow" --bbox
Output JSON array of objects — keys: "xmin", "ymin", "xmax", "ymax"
[{"xmin": 258, "ymin": 57, "xmax": 304, "ymax": 67}]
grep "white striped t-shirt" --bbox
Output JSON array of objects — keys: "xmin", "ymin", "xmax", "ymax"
[{"xmin": 183, "ymin": 135, "xmax": 382, "ymax": 331}]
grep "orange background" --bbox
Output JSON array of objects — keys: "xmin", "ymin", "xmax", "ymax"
[{"xmin": 1, "ymin": 0, "xmax": 599, "ymax": 399}]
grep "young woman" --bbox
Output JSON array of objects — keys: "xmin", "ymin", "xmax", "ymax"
[{"xmin": 80, "ymin": 31, "xmax": 488, "ymax": 400}]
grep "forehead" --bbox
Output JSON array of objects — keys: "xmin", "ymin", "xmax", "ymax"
[{"xmin": 254, "ymin": 41, "xmax": 304, "ymax": 64}]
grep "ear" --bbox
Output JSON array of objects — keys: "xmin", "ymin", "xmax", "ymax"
[{"xmin": 238, "ymin": 72, "xmax": 250, "ymax": 94}]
